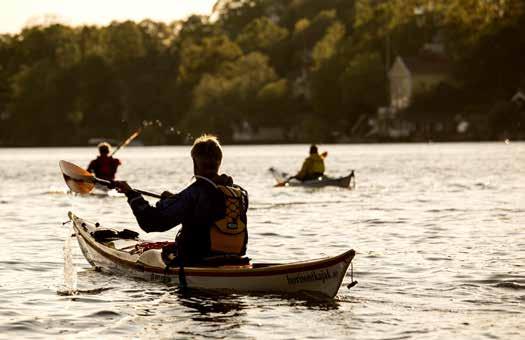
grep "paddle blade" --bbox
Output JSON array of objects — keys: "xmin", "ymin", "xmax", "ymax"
[
  {"xmin": 268, "ymin": 167, "xmax": 289, "ymax": 183},
  {"xmin": 59, "ymin": 160, "xmax": 96, "ymax": 194}
]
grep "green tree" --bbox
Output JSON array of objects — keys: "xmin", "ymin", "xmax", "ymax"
[
  {"xmin": 9, "ymin": 61, "xmax": 62, "ymax": 145},
  {"xmin": 175, "ymin": 32, "xmax": 242, "ymax": 117},
  {"xmin": 340, "ymin": 52, "xmax": 386, "ymax": 118},
  {"xmin": 235, "ymin": 16, "xmax": 290, "ymax": 74},
  {"xmin": 312, "ymin": 21, "xmax": 345, "ymax": 69},
  {"xmin": 65, "ymin": 56, "xmax": 122, "ymax": 140},
  {"xmin": 188, "ymin": 52, "xmax": 278, "ymax": 138},
  {"xmin": 103, "ymin": 21, "xmax": 146, "ymax": 64},
  {"xmin": 213, "ymin": 0, "xmax": 278, "ymax": 35},
  {"xmin": 16, "ymin": 24, "xmax": 80, "ymax": 67},
  {"xmin": 236, "ymin": 17, "xmax": 289, "ymax": 53},
  {"xmin": 256, "ymin": 78, "xmax": 293, "ymax": 127},
  {"xmin": 309, "ymin": 20, "xmax": 346, "ymax": 122}
]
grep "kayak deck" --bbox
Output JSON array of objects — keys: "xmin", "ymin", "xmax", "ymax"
[{"xmin": 69, "ymin": 212, "xmax": 356, "ymax": 298}]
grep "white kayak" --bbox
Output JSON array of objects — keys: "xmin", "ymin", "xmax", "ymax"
[
  {"xmin": 69, "ymin": 212, "xmax": 356, "ymax": 298},
  {"xmin": 68, "ymin": 184, "xmax": 121, "ymax": 198},
  {"xmin": 91, "ymin": 183, "xmax": 114, "ymax": 196},
  {"xmin": 269, "ymin": 167, "xmax": 355, "ymax": 188}
]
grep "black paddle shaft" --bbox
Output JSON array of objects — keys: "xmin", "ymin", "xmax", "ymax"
[{"xmin": 95, "ymin": 177, "xmax": 162, "ymax": 199}]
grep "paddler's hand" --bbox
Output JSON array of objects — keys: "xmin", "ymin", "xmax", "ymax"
[
  {"xmin": 114, "ymin": 181, "xmax": 132, "ymax": 194},
  {"xmin": 321, "ymin": 151, "xmax": 328, "ymax": 158}
]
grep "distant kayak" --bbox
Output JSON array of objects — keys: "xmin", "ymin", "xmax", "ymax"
[
  {"xmin": 67, "ymin": 183, "xmax": 121, "ymax": 198},
  {"xmin": 92, "ymin": 183, "xmax": 122, "ymax": 197},
  {"xmin": 93, "ymin": 183, "xmax": 112, "ymax": 194},
  {"xmin": 269, "ymin": 167, "xmax": 355, "ymax": 188},
  {"xmin": 68, "ymin": 212, "xmax": 356, "ymax": 298}
]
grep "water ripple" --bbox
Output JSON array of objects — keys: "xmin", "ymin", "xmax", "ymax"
[{"xmin": 0, "ymin": 144, "xmax": 523, "ymax": 339}]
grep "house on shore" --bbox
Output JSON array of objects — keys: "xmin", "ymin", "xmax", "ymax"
[
  {"xmin": 370, "ymin": 53, "xmax": 452, "ymax": 139},
  {"xmin": 389, "ymin": 55, "xmax": 452, "ymax": 111}
]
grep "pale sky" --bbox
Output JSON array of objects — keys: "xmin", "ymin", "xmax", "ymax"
[{"xmin": 0, "ymin": 0, "xmax": 217, "ymax": 34}]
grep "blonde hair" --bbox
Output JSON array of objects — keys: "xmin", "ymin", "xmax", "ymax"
[
  {"xmin": 191, "ymin": 134, "xmax": 222, "ymax": 174},
  {"xmin": 98, "ymin": 142, "xmax": 111, "ymax": 155}
]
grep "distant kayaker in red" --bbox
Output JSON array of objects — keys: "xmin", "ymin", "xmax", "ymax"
[{"xmin": 87, "ymin": 142, "xmax": 121, "ymax": 181}]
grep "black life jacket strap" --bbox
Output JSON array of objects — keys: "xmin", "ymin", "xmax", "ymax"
[{"xmin": 162, "ymin": 240, "xmax": 187, "ymax": 289}]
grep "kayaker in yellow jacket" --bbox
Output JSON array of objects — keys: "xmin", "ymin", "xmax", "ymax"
[{"xmin": 293, "ymin": 145, "xmax": 327, "ymax": 181}]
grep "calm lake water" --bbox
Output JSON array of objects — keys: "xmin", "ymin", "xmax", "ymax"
[{"xmin": 0, "ymin": 143, "xmax": 523, "ymax": 339}]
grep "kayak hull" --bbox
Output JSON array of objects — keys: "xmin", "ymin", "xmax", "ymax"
[
  {"xmin": 269, "ymin": 167, "xmax": 355, "ymax": 188},
  {"xmin": 70, "ymin": 212, "xmax": 355, "ymax": 298}
]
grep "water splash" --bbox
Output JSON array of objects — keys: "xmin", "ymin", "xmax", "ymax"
[{"xmin": 61, "ymin": 227, "xmax": 78, "ymax": 295}]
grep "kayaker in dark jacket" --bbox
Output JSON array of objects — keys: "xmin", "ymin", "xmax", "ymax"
[
  {"xmin": 87, "ymin": 142, "xmax": 121, "ymax": 181},
  {"xmin": 114, "ymin": 135, "xmax": 248, "ymax": 266}
]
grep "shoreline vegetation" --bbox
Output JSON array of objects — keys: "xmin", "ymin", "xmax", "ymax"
[
  {"xmin": 1, "ymin": 0, "xmax": 524, "ymax": 146},
  {"xmin": 0, "ymin": 139, "xmax": 520, "ymax": 148}
]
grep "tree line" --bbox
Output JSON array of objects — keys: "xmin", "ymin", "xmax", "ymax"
[{"xmin": 0, "ymin": 0, "xmax": 524, "ymax": 146}]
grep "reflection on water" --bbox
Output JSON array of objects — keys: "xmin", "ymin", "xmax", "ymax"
[{"xmin": 0, "ymin": 143, "xmax": 524, "ymax": 339}]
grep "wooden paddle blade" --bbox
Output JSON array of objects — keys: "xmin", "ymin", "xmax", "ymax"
[
  {"xmin": 59, "ymin": 160, "xmax": 93, "ymax": 180},
  {"xmin": 62, "ymin": 174, "xmax": 96, "ymax": 194},
  {"xmin": 59, "ymin": 160, "xmax": 96, "ymax": 194}
]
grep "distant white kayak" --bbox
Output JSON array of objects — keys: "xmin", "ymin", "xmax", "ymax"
[
  {"xmin": 67, "ymin": 183, "xmax": 121, "ymax": 198},
  {"xmin": 69, "ymin": 212, "xmax": 356, "ymax": 298},
  {"xmin": 269, "ymin": 167, "xmax": 355, "ymax": 188},
  {"xmin": 93, "ymin": 183, "xmax": 123, "ymax": 196}
]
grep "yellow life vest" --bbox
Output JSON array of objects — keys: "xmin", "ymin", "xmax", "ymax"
[
  {"xmin": 308, "ymin": 153, "xmax": 325, "ymax": 174},
  {"xmin": 210, "ymin": 185, "xmax": 247, "ymax": 255},
  {"xmin": 297, "ymin": 153, "xmax": 325, "ymax": 179}
]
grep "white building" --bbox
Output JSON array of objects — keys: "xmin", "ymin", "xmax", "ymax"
[{"xmin": 388, "ymin": 56, "xmax": 412, "ymax": 112}]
